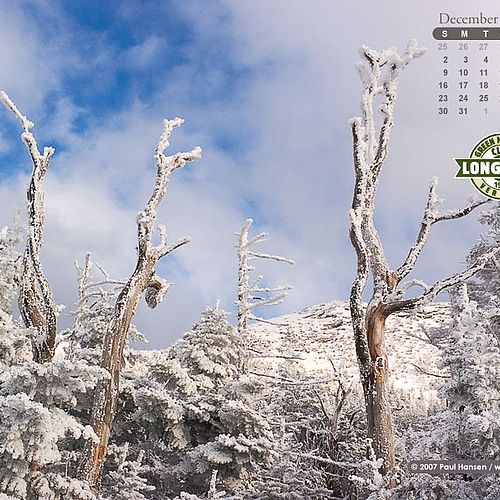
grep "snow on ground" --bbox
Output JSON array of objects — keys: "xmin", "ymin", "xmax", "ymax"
[
  {"xmin": 127, "ymin": 300, "xmax": 453, "ymax": 415},
  {"xmin": 248, "ymin": 301, "xmax": 452, "ymax": 412}
]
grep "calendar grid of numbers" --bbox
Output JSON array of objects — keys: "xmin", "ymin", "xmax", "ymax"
[{"xmin": 434, "ymin": 18, "xmax": 500, "ymax": 117}]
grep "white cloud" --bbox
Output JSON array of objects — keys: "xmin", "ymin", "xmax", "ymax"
[
  {"xmin": 0, "ymin": 1, "xmax": 76, "ymax": 115},
  {"xmin": 1, "ymin": 0, "xmax": 497, "ymax": 347},
  {"xmin": 124, "ymin": 35, "xmax": 165, "ymax": 70},
  {"xmin": 0, "ymin": 132, "xmax": 11, "ymax": 154}
]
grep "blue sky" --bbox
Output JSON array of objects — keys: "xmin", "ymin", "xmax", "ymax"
[{"xmin": 0, "ymin": 0, "xmax": 497, "ymax": 347}]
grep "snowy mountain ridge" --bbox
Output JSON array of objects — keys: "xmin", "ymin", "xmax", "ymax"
[
  {"xmin": 127, "ymin": 300, "xmax": 452, "ymax": 412},
  {"xmin": 246, "ymin": 301, "xmax": 452, "ymax": 411}
]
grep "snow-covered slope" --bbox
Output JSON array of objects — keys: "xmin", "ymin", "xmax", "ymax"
[{"xmin": 248, "ymin": 301, "xmax": 452, "ymax": 411}]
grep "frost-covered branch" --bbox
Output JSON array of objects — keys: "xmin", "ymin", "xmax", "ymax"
[
  {"xmin": 0, "ymin": 90, "xmax": 34, "ymax": 130},
  {"xmin": 1, "ymin": 90, "xmax": 58, "ymax": 364},
  {"xmin": 246, "ymin": 291, "xmax": 289, "ymax": 310},
  {"xmin": 492, "ymin": 254, "xmax": 500, "ymax": 277},
  {"xmin": 249, "ymin": 284, "xmax": 293, "ymax": 293},
  {"xmin": 350, "ymin": 41, "xmax": 425, "ymax": 300},
  {"xmin": 248, "ymin": 347, "xmax": 305, "ymax": 360},
  {"xmin": 395, "ymin": 177, "xmax": 489, "ymax": 283},
  {"xmin": 247, "ymin": 314, "xmax": 286, "ymax": 326},
  {"xmin": 348, "ymin": 40, "xmax": 496, "ymax": 481},
  {"xmin": 248, "ymin": 371, "xmax": 337, "ymax": 386},
  {"xmin": 76, "ymin": 253, "xmax": 93, "ymax": 300},
  {"xmin": 80, "ymin": 117, "xmax": 201, "ymax": 492},
  {"xmin": 385, "ymin": 244, "xmax": 500, "ymax": 315},
  {"xmin": 158, "ymin": 235, "xmax": 191, "ymax": 258},
  {"xmin": 397, "ymin": 279, "xmax": 430, "ymax": 295},
  {"xmin": 74, "ymin": 254, "xmax": 126, "ymax": 308},
  {"xmin": 247, "ymin": 232, "xmax": 269, "ymax": 246},
  {"xmin": 247, "ymin": 251, "xmax": 295, "ymax": 264},
  {"xmin": 208, "ymin": 469, "xmax": 219, "ymax": 499},
  {"xmin": 283, "ymin": 450, "xmax": 378, "ymax": 470},
  {"xmin": 409, "ymin": 362, "xmax": 450, "ymax": 379},
  {"xmin": 236, "ymin": 218, "xmax": 294, "ymax": 359}
]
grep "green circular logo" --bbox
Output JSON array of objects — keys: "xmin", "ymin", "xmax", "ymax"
[{"xmin": 454, "ymin": 133, "xmax": 500, "ymax": 200}]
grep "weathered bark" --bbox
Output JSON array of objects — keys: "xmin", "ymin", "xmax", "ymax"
[
  {"xmin": 78, "ymin": 118, "xmax": 201, "ymax": 492},
  {"xmin": 0, "ymin": 91, "xmax": 58, "ymax": 364},
  {"xmin": 80, "ymin": 259, "xmax": 155, "ymax": 488},
  {"xmin": 347, "ymin": 41, "xmax": 498, "ymax": 485},
  {"xmin": 20, "ymin": 163, "xmax": 58, "ymax": 363},
  {"xmin": 364, "ymin": 305, "xmax": 394, "ymax": 476}
]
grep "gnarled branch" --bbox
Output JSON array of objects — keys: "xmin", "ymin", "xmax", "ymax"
[
  {"xmin": 348, "ymin": 40, "xmax": 494, "ymax": 481},
  {"xmin": 0, "ymin": 90, "xmax": 58, "ymax": 363},
  {"xmin": 395, "ymin": 177, "xmax": 490, "ymax": 283},
  {"xmin": 79, "ymin": 117, "xmax": 201, "ymax": 492}
]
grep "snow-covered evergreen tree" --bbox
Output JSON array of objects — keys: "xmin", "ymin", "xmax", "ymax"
[
  {"xmin": 0, "ymin": 221, "xmax": 22, "ymax": 316},
  {"xmin": 401, "ymin": 283, "xmax": 500, "ymax": 500},
  {"xmin": 103, "ymin": 444, "xmax": 155, "ymax": 500},
  {"xmin": 123, "ymin": 306, "xmax": 274, "ymax": 498},
  {"xmin": 0, "ymin": 225, "xmax": 105, "ymax": 499},
  {"xmin": 0, "ymin": 222, "xmax": 30, "ymax": 370},
  {"xmin": 466, "ymin": 204, "xmax": 500, "ymax": 305},
  {"xmin": 0, "ymin": 334, "xmax": 105, "ymax": 500},
  {"xmin": 466, "ymin": 203, "xmax": 500, "ymax": 348},
  {"xmin": 408, "ymin": 288, "xmax": 499, "ymax": 461}
]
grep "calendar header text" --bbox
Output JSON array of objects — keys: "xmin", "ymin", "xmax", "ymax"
[{"xmin": 439, "ymin": 13, "xmax": 499, "ymax": 25}]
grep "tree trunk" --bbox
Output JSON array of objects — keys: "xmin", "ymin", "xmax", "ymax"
[
  {"xmin": 347, "ymin": 41, "xmax": 494, "ymax": 489},
  {"xmin": 79, "ymin": 263, "xmax": 153, "ymax": 491},
  {"xmin": 363, "ymin": 305, "xmax": 395, "ymax": 478},
  {"xmin": 78, "ymin": 119, "xmax": 200, "ymax": 493}
]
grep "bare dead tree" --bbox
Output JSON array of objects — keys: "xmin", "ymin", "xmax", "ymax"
[
  {"xmin": 311, "ymin": 363, "xmax": 353, "ymax": 490},
  {"xmin": 348, "ymin": 40, "xmax": 499, "ymax": 480},
  {"xmin": 237, "ymin": 218, "xmax": 294, "ymax": 370},
  {"xmin": 74, "ymin": 253, "xmax": 127, "ymax": 308},
  {"xmin": 63, "ymin": 253, "xmax": 127, "ymax": 362},
  {"xmin": 0, "ymin": 91, "xmax": 58, "ymax": 364},
  {"xmin": 78, "ymin": 117, "xmax": 201, "ymax": 491}
]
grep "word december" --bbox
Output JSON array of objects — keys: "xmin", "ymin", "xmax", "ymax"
[{"xmin": 439, "ymin": 12, "xmax": 499, "ymax": 25}]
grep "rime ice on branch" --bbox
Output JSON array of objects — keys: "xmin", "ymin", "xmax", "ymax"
[
  {"xmin": 348, "ymin": 40, "xmax": 498, "ymax": 482},
  {"xmin": 0, "ymin": 91, "xmax": 58, "ymax": 364},
  {"xmin": 237, "ymin": 218, "xmax": 294, "ymax": 370},
  {"xmin": 79, "ymin": 117, "xmax": 201, "ymax": 492}
]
